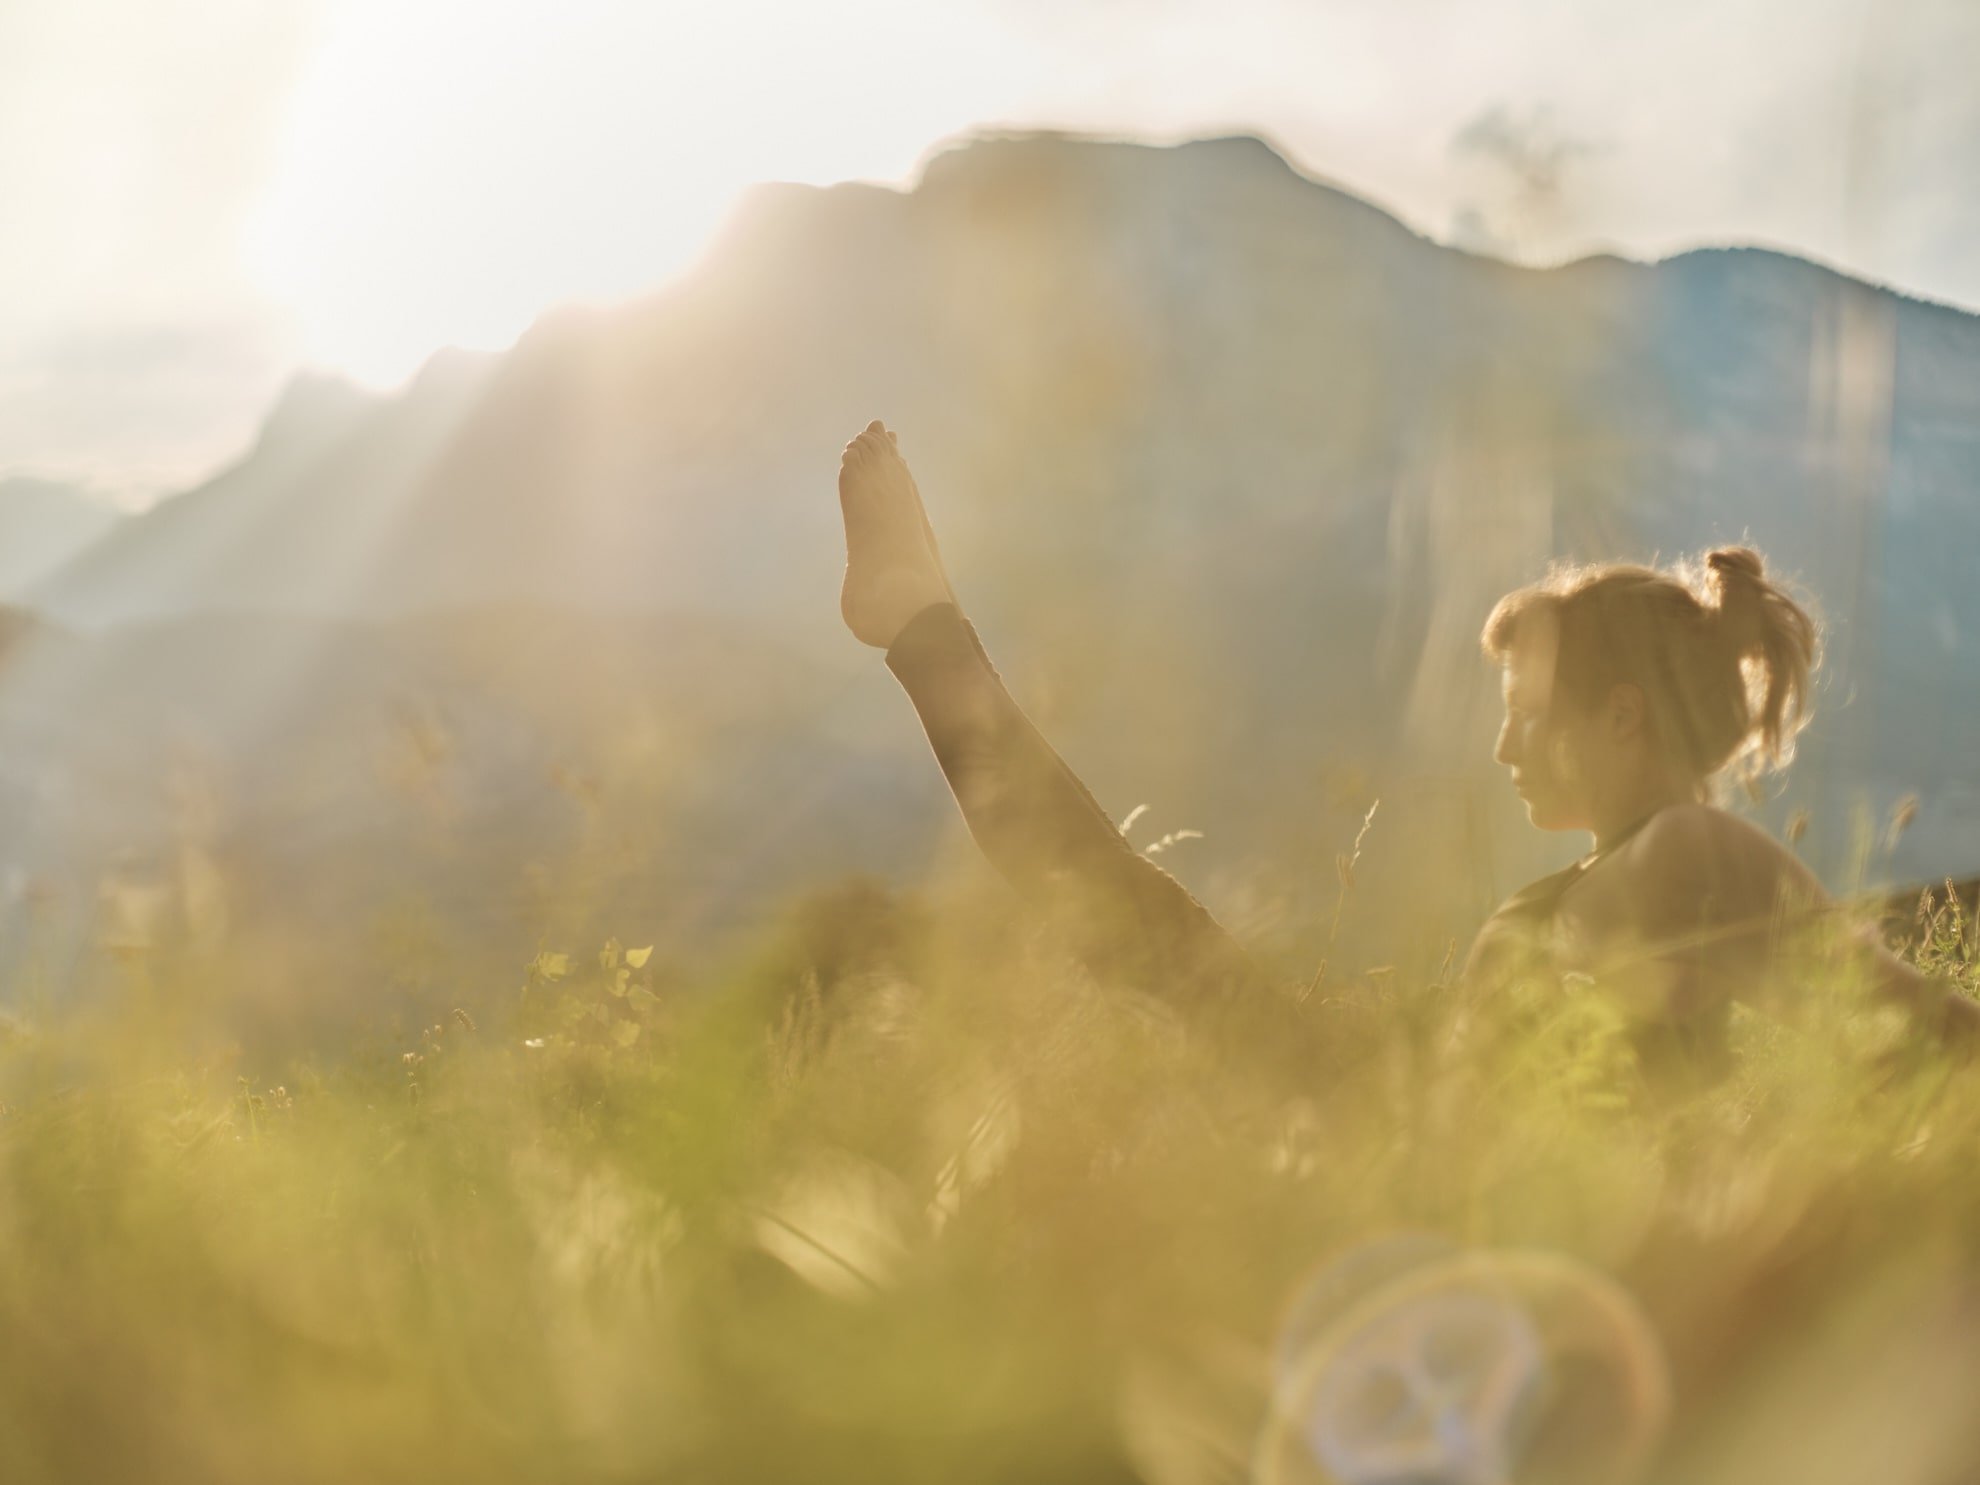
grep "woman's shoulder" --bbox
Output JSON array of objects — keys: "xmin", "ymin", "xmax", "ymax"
[
  {"xmin": 1616, "ymin": 801, "xmax": 1731, "ymax": 857},
  {"xmin": 1605, "ymin": 802, "xmax": 1827, "ymax": 924},
  {"xmin": 1625, "ymin": 802, "xmax": 1791, "ymax": 866}
]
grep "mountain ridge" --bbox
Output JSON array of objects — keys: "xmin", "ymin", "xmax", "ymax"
[{"xmin": 5, "ymin": 130, "xmax": 1974, "ymax": 992}]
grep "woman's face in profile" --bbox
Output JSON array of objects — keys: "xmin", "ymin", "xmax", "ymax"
[{"xmin": 1493, "ymin": 622, "xmax": 1597, "ymax": 834}]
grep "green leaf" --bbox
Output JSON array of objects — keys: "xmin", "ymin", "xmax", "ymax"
[
  {"xmin": 612, "ymin": 1021, "xmax": 641, "ymax": 1048},
  {"xmin": 533, "ymin": 951, "xmax": 571, "ymax": 981},
  {"xmin": 625, "ymin": 946, "xmax": 653, "ymax": 969}
]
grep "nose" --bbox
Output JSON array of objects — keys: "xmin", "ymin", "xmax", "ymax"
[{"xmin": 1493, "ymin": 717, "xmax": 1517, "ymax": 769}]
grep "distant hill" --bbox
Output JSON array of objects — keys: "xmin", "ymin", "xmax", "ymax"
[
  {"xmin": 0, "ymin": 602, "xmax": 939, "ymax": 1034},
  {"xmin": 13, "ymin": 132, "xmax": 1979, "ymax": 1004},
  {"xmin": 0, "ymin": 479, "xmax": 122, "ymax": 599},
  {"xmin": 27, "ymin": 365, "xmax": 472, "ymax": 628}
]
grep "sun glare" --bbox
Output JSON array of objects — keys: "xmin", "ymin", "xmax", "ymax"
[{"xmin": 244, "ymin": 0, "xmax": 1032, "ymax": 389}]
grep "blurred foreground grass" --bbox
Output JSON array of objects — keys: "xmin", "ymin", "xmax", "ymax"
[{"xmin": 1, "ymin": 877, "xmax": 1977, "ymax": 1484}]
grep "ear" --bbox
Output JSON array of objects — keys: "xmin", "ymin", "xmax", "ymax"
[{"xmin": 1607, "ymin": 683, "xmax": 1648, "ymax": 741}]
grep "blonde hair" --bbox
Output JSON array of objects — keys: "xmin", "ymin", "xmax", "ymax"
[{"xmin": 1481, "ymin": 546, "xmax": 1820, "ymax": 785}]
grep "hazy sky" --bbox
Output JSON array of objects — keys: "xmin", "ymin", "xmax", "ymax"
[{"xmin": 3, "ymin": 0, "xmax": 1975, "ymax": 502}]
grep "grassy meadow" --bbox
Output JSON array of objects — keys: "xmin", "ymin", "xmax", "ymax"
[{"xmin": 0, "ymin": 863, "xmax": 1977, "ymax": 1485}]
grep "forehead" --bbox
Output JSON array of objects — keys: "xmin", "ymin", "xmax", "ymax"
[{"xmin": 1499, "ymin": 610, "xmax": 1560, "ymax": 712}]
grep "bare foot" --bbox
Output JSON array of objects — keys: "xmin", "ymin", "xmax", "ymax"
[{"xmin": 838, "ymin": 420, "xmax": 957, "ymax": 648}]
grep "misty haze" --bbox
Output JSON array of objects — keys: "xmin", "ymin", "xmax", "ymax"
[{"xmin": 3, "ymin": 4, "xmax": 1980, "ymax": 1480}]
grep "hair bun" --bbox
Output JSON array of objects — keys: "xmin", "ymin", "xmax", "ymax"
[
  {"xmin": 1706, "ymin": 546, "xmax": 1767, "ymax": 650},
  {"xmin": 1706, "ymin": 546, "xmax": 1765, "ymax": 583}
]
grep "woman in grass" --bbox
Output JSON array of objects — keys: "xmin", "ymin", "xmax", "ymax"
[{"xmin": 834, "ymin": 420, "xmax": 1973, "ymax": 1074}]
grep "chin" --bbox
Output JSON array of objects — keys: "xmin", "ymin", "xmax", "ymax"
[{"xmin": 1520, "ymin": 795, "xmax": 1580, "ymax": 832}]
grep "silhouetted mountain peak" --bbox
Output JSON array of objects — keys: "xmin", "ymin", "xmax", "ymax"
[
  {"xmin": 407, "ymin": 345, "xmax": 502, "ymax": 401},
  {"xmin": 911, "ymin": 130, "xmax": 1426, "ymax": 250},
  {"xmin": 916, "ymin": 128, "xmax": 1295, "ymax": 189},
  {"xmin": 251, "ymin": 372, "xmax": 378, "ymax": 463}
]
